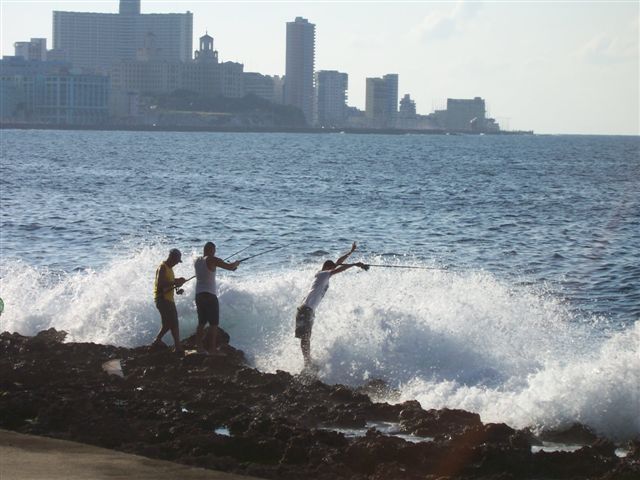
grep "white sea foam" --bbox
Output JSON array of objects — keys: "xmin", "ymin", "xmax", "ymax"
[{"xmin": 1, "ymin": 247, "xmax": 638, "ymax": 440}]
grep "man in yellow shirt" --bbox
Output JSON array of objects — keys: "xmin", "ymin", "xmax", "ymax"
[{"xmin": 152, "ymin": 248, "xmax": 186, "ymax": 353}]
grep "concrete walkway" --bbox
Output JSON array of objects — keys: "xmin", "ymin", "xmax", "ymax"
[{"xmin": 0, "ymin": 429, "xmax": 263, "ymax": 480}]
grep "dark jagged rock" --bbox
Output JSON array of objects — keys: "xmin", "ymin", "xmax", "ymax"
[
  {"xmin": 0, "ymin": 328, "xmax": 636, "ymax": 480},
  {"xmin": 539, "ymin": 421, "xmax": 599, "ymax": 444},
  {"xmin": 399, "ymin": 404, "xmax": 483, "ymax": 437}
]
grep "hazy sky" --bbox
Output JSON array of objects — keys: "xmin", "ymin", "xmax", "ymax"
[{"xmin": 1, "ymin": 1, "xmax": 638, "ymax": 135}]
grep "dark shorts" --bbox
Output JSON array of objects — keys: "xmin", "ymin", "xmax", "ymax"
[
  {"xmin": 196, "ymin": 292, "xmax": 219, "ymax": 327},
  {"xmin": 156, "ymin": 298, "xmax": 178, "ymax": 329},
  {"xmin": 295, "ymin": 305, "xmax": 314, "ymax": 339}
]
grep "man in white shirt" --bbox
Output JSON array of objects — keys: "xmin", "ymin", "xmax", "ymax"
[
  {"xmin": 194, "ymin": 242, "xmax": 240, "ymax": 355},
  {"xmin": 295, "ymin": 242, "xmax": 368, "ymax": 368}
]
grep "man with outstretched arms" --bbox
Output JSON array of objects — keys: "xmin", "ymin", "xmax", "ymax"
[
  {"xmin": 152, "ymin": 248, "xmax": 186, "ymax": 353},
  {"xmin": 295, "ymin": 242, "xmax": 368, "ymax": 368},
  {"xmin": 194, "ymin": 242, "xmax": 240, "ymax": 354}
]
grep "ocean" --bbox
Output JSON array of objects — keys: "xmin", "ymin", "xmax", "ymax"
[{"xmin": 1, "ymin": 129, "xmax": 638, "ymax": 441}]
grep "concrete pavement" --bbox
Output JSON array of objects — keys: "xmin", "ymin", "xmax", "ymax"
[{"xmin": 0, "ymin": 429, "xmax": 263, "ymax": 480}]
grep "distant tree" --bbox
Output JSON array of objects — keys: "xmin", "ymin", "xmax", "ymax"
[{"xmin": 154, "ymin": 91, "xmax": 307, "ymax": 127}]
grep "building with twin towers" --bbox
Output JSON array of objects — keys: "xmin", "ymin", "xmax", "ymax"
[{"xmin": 52, "ymin": 0, "xmax": 193, "ymax": 71}]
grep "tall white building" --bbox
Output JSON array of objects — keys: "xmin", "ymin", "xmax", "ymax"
[
  {"xmin": 315, "ymin": 70, "xmax": 348, "ymax": 127},
  {"xmin": 53, "ymin": 0, "xmax": 192, "ymax": 72},
  {"xmin": 284, "ymin": 17, "xmax": 315, "ymax": 124}
]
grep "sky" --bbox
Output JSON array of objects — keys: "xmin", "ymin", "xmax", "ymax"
[{"xmin": 1, "ymin": 0, "xmax": 638, "ymax": 135}]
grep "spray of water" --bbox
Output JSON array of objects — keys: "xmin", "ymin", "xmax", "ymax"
[{"xmin": 1, "ymin": 247, "xmax": 638, "ymax": 440}]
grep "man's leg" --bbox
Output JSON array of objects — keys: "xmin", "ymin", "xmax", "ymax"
[
  {"xmin": 195, "ymin": 324, "xmax": 206, "ymax": 352},
  {"xmin": 207, "ymin": 295, "xmax": 220, "ymax": 355},
  {"xmin": 170, "ymin": 324, "xmax": 182, "ymax": 353},
  {"xmin": 295, "ymin": 307, "xmax": 313, "ymax": 367},
  {"xmin": 208, "ymin": 327, "xmax": 219, "ymax": 355},
  {"xmin": 152, "ymin": 301, "xmax": 169, "ymax": 345},
  {"xmin": 301, "ymin": 334, "xmax": 312, "ymax": 367},
  {"xmin": 195, "ymin": 294, "xmax": 207, "ymax": 352},
  {"xmin": 167, "ymin": 302, "xmax": 182, "ymax": 353},
  {"xmin": 153, "ymin": 326, "xmax": 168, "ymax": 345}
]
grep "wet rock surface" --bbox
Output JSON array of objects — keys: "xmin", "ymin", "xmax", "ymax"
[{"xmin": 1, "ymin": 328, "xmax": 638, "ymax": 480}]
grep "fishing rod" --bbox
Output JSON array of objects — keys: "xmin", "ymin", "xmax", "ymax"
[
  {"xmin": 237, "ymin": 245, "xmax": 286, "ymax": 263},
  {"xmin": 163, "ymin": 275, "xmax": 195, "ymax": 295},
  {"xmin": 164, "ymin": 245, "xmax": 285, "ymax": 294},
  {"xmin": 166, "ymin": 242, "xmax": 255, "ymax": 294},
  {"xmin": 223, "ymin": 244, "xmax": 254, "ymax": 261},
  {"xmin": 364, "ymin": 264, "xmax": 448, "ymax": 271}
]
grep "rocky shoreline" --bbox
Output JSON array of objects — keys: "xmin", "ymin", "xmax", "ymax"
[{"xmin": 1, "ymin": 329, "xmax": 638, "ymax": 479}]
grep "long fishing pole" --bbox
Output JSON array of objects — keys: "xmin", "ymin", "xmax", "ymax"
[
  {"xmin": 364, "ymin": 264, "xmax": 448, "ymax": 270},
  {"xmin": 170, "ymin": 242, "xmax": 256, "ymax": 292},
  {"xmin": 237, "ymin": 245, "xmax": 286, "ymax": 263},
  {"xmin": 223, "ymin": 244, "xmax": 253, "ymax": 261},
  {"xmin": 165, "ymin": 245, "xmax": 285, "ymax": 293}
]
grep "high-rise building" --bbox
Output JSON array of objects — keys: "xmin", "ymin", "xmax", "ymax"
[
  {"xmin": 284, "ymin": 17, "xmax": 315, "ymax": 124},
  {"xmin": 365, "ymin": 73, "xmax": 398, "ymax": 128},
  {"xmin": 315, "ymin": 70, "xmax": 348, "ymax": 127},
  {"xmin": 383, "ymin": 74, "xmax": 398, "ymax": 126},
  {"xmin": 52, "ymin": 0, "xmax": 193, "ymax": 71},
  {"xmin": 14, "ymin": 38, "xmax": 47, "ymax": 61},
  {"xmin": 365, "ymin": 78, "xmax": 386, "ymax": 127}
]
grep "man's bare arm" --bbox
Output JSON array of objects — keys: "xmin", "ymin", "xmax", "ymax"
[
  {"xmin": 330, "ymin": 262, "xmax": 367, "ymax": 276},
  {"xmin": 336, "ymin": 242, "xmax": 357, "ymax": 265},
  {"xmin": 208, "ymin": 256, "xmax": 240, "ymax": 271}
]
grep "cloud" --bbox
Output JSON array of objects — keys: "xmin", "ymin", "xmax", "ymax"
[
  {"xmin": 580, "ymin": 33, "xmax": 638, "ymax": 65},
  {"xmin": 409, "ymin": 1, "xmax": 482, "ymax": 42}
]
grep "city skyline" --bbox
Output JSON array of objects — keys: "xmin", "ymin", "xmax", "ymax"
[{"xmin": 1, "ymin": 1, "xmax": 638, "ymax": 135}]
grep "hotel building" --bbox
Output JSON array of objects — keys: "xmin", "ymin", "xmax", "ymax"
[{"xmin": 52, "ymin": 0, "xmax": 192, "ymax": 72}]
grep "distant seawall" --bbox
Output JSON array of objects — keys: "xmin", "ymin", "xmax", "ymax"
[{"xmin": 0, "ymin": 122, "xmax": 534, "ymax": 136}]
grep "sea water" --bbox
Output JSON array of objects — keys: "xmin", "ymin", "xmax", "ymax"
[{"xmin": 1, "ymin": 130, "xmax": 638, "ymax": 441}]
